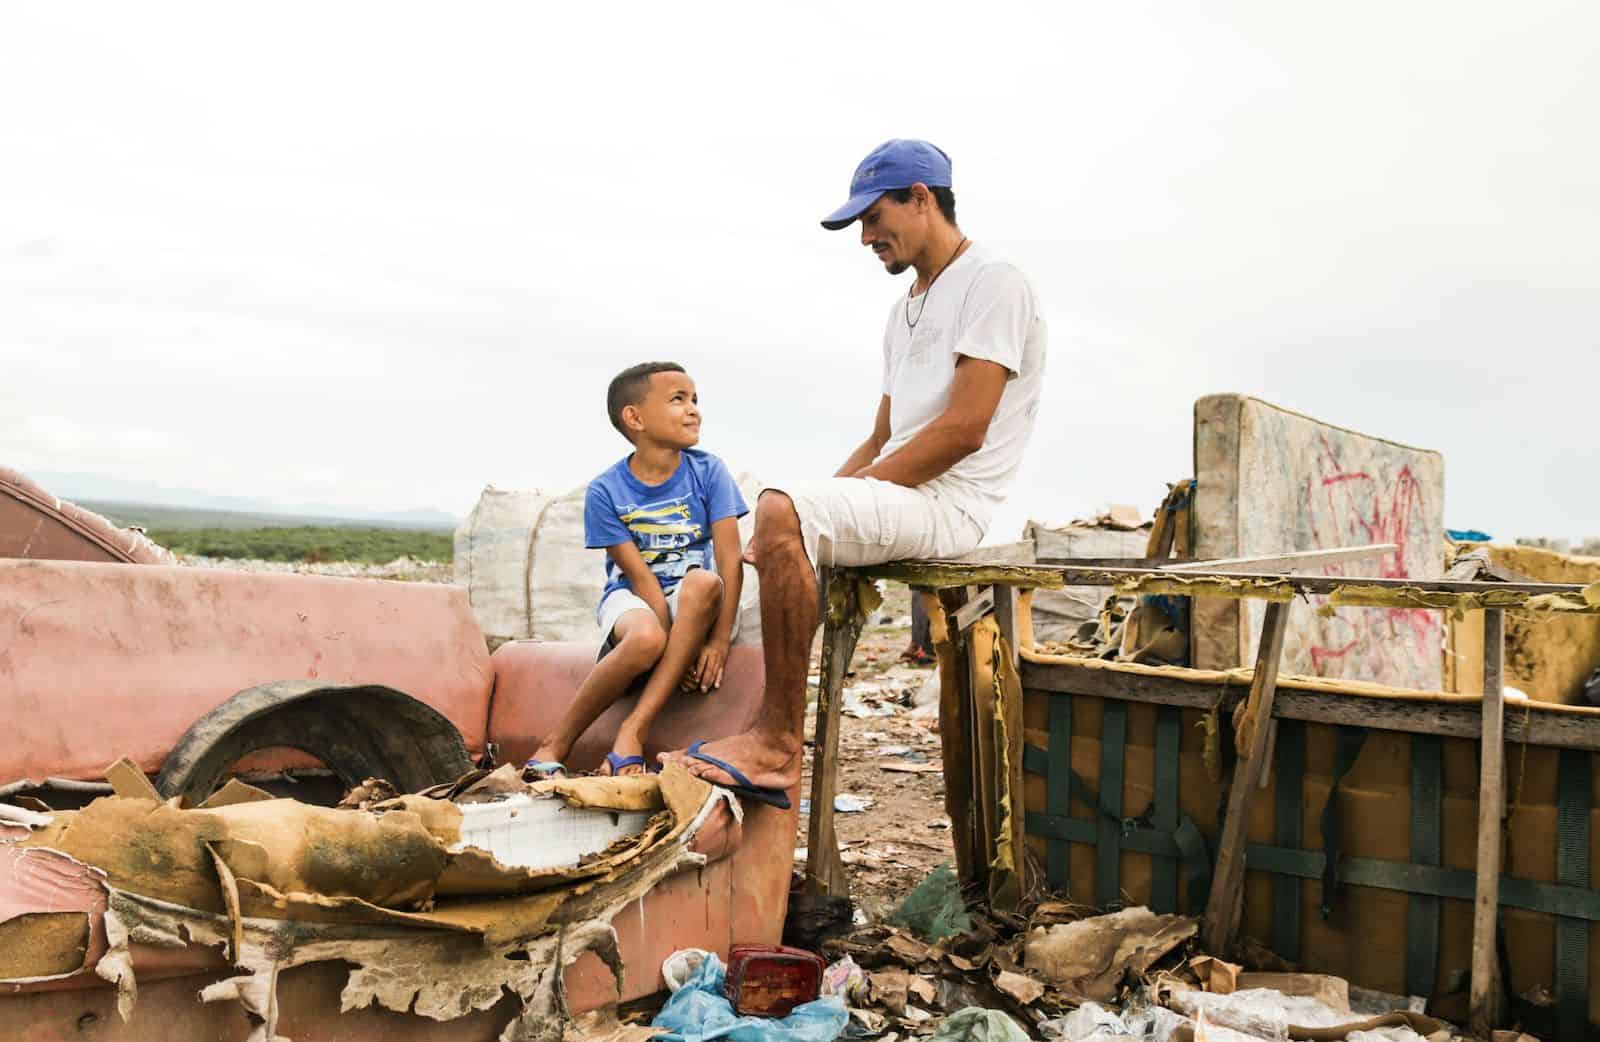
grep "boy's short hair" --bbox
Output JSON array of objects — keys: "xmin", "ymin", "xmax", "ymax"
[{"xmin": 607, "ymin": 361, "xmax": 686, "ymax": 440}]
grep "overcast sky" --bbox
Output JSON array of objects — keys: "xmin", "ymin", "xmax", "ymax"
[{"xmin": 3, "ymin": 2, "xmax": 1596, "ymax": 542}]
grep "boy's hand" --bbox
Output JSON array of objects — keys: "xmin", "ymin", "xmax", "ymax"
[{"xmin": 689, "ymin": 638, "xmax": 730, "ymax": 694}]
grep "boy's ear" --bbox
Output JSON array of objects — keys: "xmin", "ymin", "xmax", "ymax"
[{"xmin": 621, "ymin": 403, "xmax": 645, "ymax": 436}]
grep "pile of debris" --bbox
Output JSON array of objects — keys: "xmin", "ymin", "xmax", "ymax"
[{"xmin": 807, "ymin": 886, "xmax": 1484, "ymax": 1042}]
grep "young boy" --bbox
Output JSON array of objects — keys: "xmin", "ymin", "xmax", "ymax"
[{"xmin": 525, "ymin": 362, "xmax": 747, "ymax": 777}]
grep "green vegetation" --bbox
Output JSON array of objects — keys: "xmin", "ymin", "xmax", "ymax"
[{"xmin": 146, "ymin": 526, "xmax": 452, "ymax": 564}]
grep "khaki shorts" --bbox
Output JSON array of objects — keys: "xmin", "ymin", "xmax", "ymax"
[{"xmin": 761, "ymin": 477, "xmax": 984, "ymax": 571}]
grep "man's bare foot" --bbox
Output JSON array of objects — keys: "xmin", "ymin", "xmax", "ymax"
[{"xmin": 657, "ymin": 731, "xmax": 803, "ymax": 793}]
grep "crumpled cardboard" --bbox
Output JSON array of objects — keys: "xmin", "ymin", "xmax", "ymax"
[{"xmin": 1023, "ymin": 907, "xmax": 1198, "ymax": 1003}]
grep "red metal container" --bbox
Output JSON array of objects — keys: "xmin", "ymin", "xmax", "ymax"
[{"xmin": 722, "ymin": 944, "xmax": 825, "ymax": 1017}]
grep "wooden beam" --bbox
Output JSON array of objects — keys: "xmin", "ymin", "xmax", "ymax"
[
  {"xmin": 804, "ymin": 568, "xmax": 859, "ymax": 898},
  {"xmin": 856, "ymin": 559, "xmax": 1599, "ymax": 614},
  {"xmin": 1203, "ymin": 600, "xmax": 1291, "ymax": 953},
  {"xmin": 992, "ymin": 584, "xmax": 1021, "ymax": 667},
  {"xmin": 938, "ymin": 586, "xmax": 980, "ymax": 887},
  {"xmin": 1160, "ymin": 543, "xmax": 1398, "ymax": 574},
  {"xmin": 859, "ymin": 560, "xmax": 1066, "ymax": 590},
  {"xmin": 953, "ymin": 587, "xmax": 996, "ymax": 631},
  {"xmin": 1020, "ymin": 659, "xmax": 1600, "ymax": 752},
  {"xmin": 1470, "ymin": 608, "xmax": 1508, "ymax": 1036}
]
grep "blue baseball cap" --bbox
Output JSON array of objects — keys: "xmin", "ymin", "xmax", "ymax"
[{"xmin": 820, "ymin": 139, "xmax": 953, "ymax": 230}]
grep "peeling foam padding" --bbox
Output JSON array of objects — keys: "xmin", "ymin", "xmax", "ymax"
[
  {"xmin": 2, "ymin": 768, "xmax": 732, "ymax": 1042},
  {"xmin": 1448, "ymin": 545, "xmax": 1600, "ymax": 703},
  {"xmin": 1192, "ymin": 394, "xmax": 1446, "ymax": 688}
]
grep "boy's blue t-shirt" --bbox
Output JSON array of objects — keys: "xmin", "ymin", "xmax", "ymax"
[{"xmin": 584, "ymin": 448, "xmax": 748, "ymax": 602}]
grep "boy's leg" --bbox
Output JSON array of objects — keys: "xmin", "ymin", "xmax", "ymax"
[
  {"xmin": 606, "ymin": 568, "xmax": 723, "ymax": 775},
  {"xmin": 528, "ymin": 608, "xmax": 666, "ymax": 768}
]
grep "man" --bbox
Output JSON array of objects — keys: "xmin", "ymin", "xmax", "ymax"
[{"xmin": 661, "ymin": 139, "xmax": 1047, "ymax": 803}]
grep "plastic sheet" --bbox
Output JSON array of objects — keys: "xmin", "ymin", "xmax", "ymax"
[
  {"xmin": 927, "ymin": 1007, "xmax": 1030, "ymax": 1042},
  {"xmin": 651, "ymin": 953, "xmax": 848, "ymax": 1042},
  {"xmin": 888, "ymin": 863, "xmax": 972, "ymax": 941}
]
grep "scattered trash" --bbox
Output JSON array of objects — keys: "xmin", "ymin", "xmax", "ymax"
[
  {"xmin": 563, "ymin": 1007, "xmax": 665, "ymax": 1042},
  {"xmin": 1024, "ymin": 907, "xmax": 1197, "ymax": 1003},
  {"xmin": 880, "ymin": 762, "xmax": 942, "ymax": 774},
  {"xmin": 834, "ymin": 794, "xmax": 874, "ymax": 813},
  {"xmin": 662, "ymin": 948, "xmax": 712, "ymax": 993},
  {"xmin": 822, "ymin": 955, "xmax": 869, "ymax": 1004},
  {"xmin": 725, "ymin": 944, "xmax": 826, "ymax": 1017},
  {"xmin": 783, "ymin": 885, "xmax": 855, "ymax": 953},
  {"xmin": 651, "ymin": 953, "xmax": 847, "ymax": 1042},
  {"xmin": 1037, "ymin": 1001, "xmax": 1129, "ymax": 1041},
  {"xmin": 889, "ymin": 863, "xmax": 972, "ymax": 941},
  {"xmin": 913, "ymin": 672, "xmax": 941, "ymax": 709},
  {"xmin": 927, "ymin": 1007, "xmax": 1030, "ymax": 1042},
  {"xmin": 993, "ymin": 970, "xmax": 1045, "ymax": 1005}
]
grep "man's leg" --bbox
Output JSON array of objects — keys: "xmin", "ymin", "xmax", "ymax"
[
  {"xmin": 529, "ymin": 609, "xmax": 665, "ymax": 768},
  {"xmin": 605, "ymin": 569, "xmax": 723, "ymax": 775},
  {"xmin": 658, "ymin": 490, "xmax": 813, "ymax": 790}
]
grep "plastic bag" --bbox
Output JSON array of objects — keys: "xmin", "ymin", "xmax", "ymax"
[
  {"xmin": 889, "ymin": 863, "xmax": 972, "ymax": 941},
  {"xmin": 928, "ymin": 1007, "xmax": 1030, "ymax": 1042},
  {"xmin": 663, "ymin": 949, "xmax": 712, "ymax": 993},
  {"xmin": 820, "ymin": 955, "xmax": 867, "ymax": 1004},
  {"xmin": 651, "ymin": 953, "xmax": 848, "ymax": 1042}
]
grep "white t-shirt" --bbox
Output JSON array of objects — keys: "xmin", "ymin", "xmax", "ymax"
[{"xmin": 877, "ymin": 243, "xmax": 1047, "ymax": 531}]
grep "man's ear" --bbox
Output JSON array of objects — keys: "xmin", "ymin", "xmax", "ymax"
[{"xmin": 910, "ymin": 182, "xmax": 931, "ymax": 211}]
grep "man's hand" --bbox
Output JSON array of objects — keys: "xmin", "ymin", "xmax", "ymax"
[{"xmin": 687, "ymin": 638, "xmax": 730, "ymax": 693}]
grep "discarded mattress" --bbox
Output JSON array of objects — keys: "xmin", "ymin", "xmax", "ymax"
[
  {"xmin": 1191, "ymin": 394, "xmax": 1446, "ymax": 688},
  {"xmin": 0, "ymin": 765, "xmax": 733, "ymax": 1041},
  {"xmin": 455, "ymin": 476, "xmax": 765, "ymax": 648}
]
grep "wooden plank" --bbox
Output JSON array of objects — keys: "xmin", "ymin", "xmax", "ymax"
[
  {"xmin": 953, "ymin": 587, "xmax": 996, "ymax": 631},
  {"xmin": 1470, "ymin": 608, "xmax": 1507, "ymax": 1036},
  {"xmin": 1021, "ymin": 659, "xmax": 1600, "ymax": 752},
  {"xmin": 804, "ymin": 568, "xmax": 857, "ymax": 898},
  {"xmin": 1161, "ymin": 543, "xmax": 1398, "ymax": 574},
  {"xmin": 937, "ymin": 586, "xmax": 980, "ymax": 886},
  {"xmin": 860, "ymin": 560, "xmax": 1066, "ymax": 590},
  {"xmin": 1203, "ymin": 599, "xmax": 1292, "ymax": 953},
  {"xmin": 992, "ymin": 584, "xmax": 1020, "ymax": 666},
  {"xmin": 861, "ymin": 559, "xmax": 1598, "ymax": 613}
]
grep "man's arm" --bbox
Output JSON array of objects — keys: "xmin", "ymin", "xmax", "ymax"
[
  {"xmin": 605, "ymin": 542, "xmax": 671, "ymax": 631},
  {"xmin": 856, "ymin": 357, "xmax": 1008, "ymax": 488},
  {"xmin": 835, "ymin": 395, "xmax": 893, "ymax": 477}
]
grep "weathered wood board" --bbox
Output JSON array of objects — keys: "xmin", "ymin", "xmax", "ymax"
[{"xmin": 1192, "ymin": 395, "xmax": 1445, "ymax": 688}]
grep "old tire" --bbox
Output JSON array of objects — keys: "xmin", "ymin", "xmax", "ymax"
[{"xmin": 156, "ymin": 680, "xmax": 472, "ymax": 806}]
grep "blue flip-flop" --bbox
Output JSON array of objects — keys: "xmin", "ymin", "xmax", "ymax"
[
  {"xmin": 601, "ymin": 752, "xmax": 655, "ymax": 777},
  {"xmin": 684, "ymin": 740, "xmax": 792, "ymax": 809},
  {"xmin": 523, "ymin": 759, "xmax": 566, "ymax": 780}
]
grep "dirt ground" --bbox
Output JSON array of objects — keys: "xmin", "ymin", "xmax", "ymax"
[{"xmin": 797, "ymin": 582, "xmax": 954, "ymax": 920}]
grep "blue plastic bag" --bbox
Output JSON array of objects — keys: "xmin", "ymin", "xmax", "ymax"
[{"xmin": 650, "ymin": 953, "xmax": 848, "ymax": 1042}]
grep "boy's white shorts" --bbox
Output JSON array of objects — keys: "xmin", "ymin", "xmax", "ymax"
[
  {"xmin": 760, "ymin": 476, "xmax": 984, "ymax": 571},
  {"xmin": 595, "ymin": 570, "xmax": 739, "ymax": 646}
]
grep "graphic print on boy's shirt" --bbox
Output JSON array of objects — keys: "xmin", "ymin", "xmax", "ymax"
[
  {"xmin": 583, "ymin": 448, "xmax": 748, "ymax": 601},
  {"xmin": 618, "ymin": 497, "xmax": 704, "ymax": 581}
]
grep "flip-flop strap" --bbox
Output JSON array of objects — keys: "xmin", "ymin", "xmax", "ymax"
[
  {"xmin": 605, "ymin": 753, "xmax": 647, "ymax": 773},
  {"xmin": 685, "ymin": 741, "xmax": 756, "ymax": 790}
]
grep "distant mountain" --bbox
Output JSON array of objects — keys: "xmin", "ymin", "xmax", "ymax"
[{"xmin": 24, "ymin": 470, "xmax": 458, "ymax": 531}]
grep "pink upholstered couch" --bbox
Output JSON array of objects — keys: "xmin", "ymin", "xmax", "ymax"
[{"xmin": 0, "ymin": 559, "xmax": 793, "ymax": 1038}]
